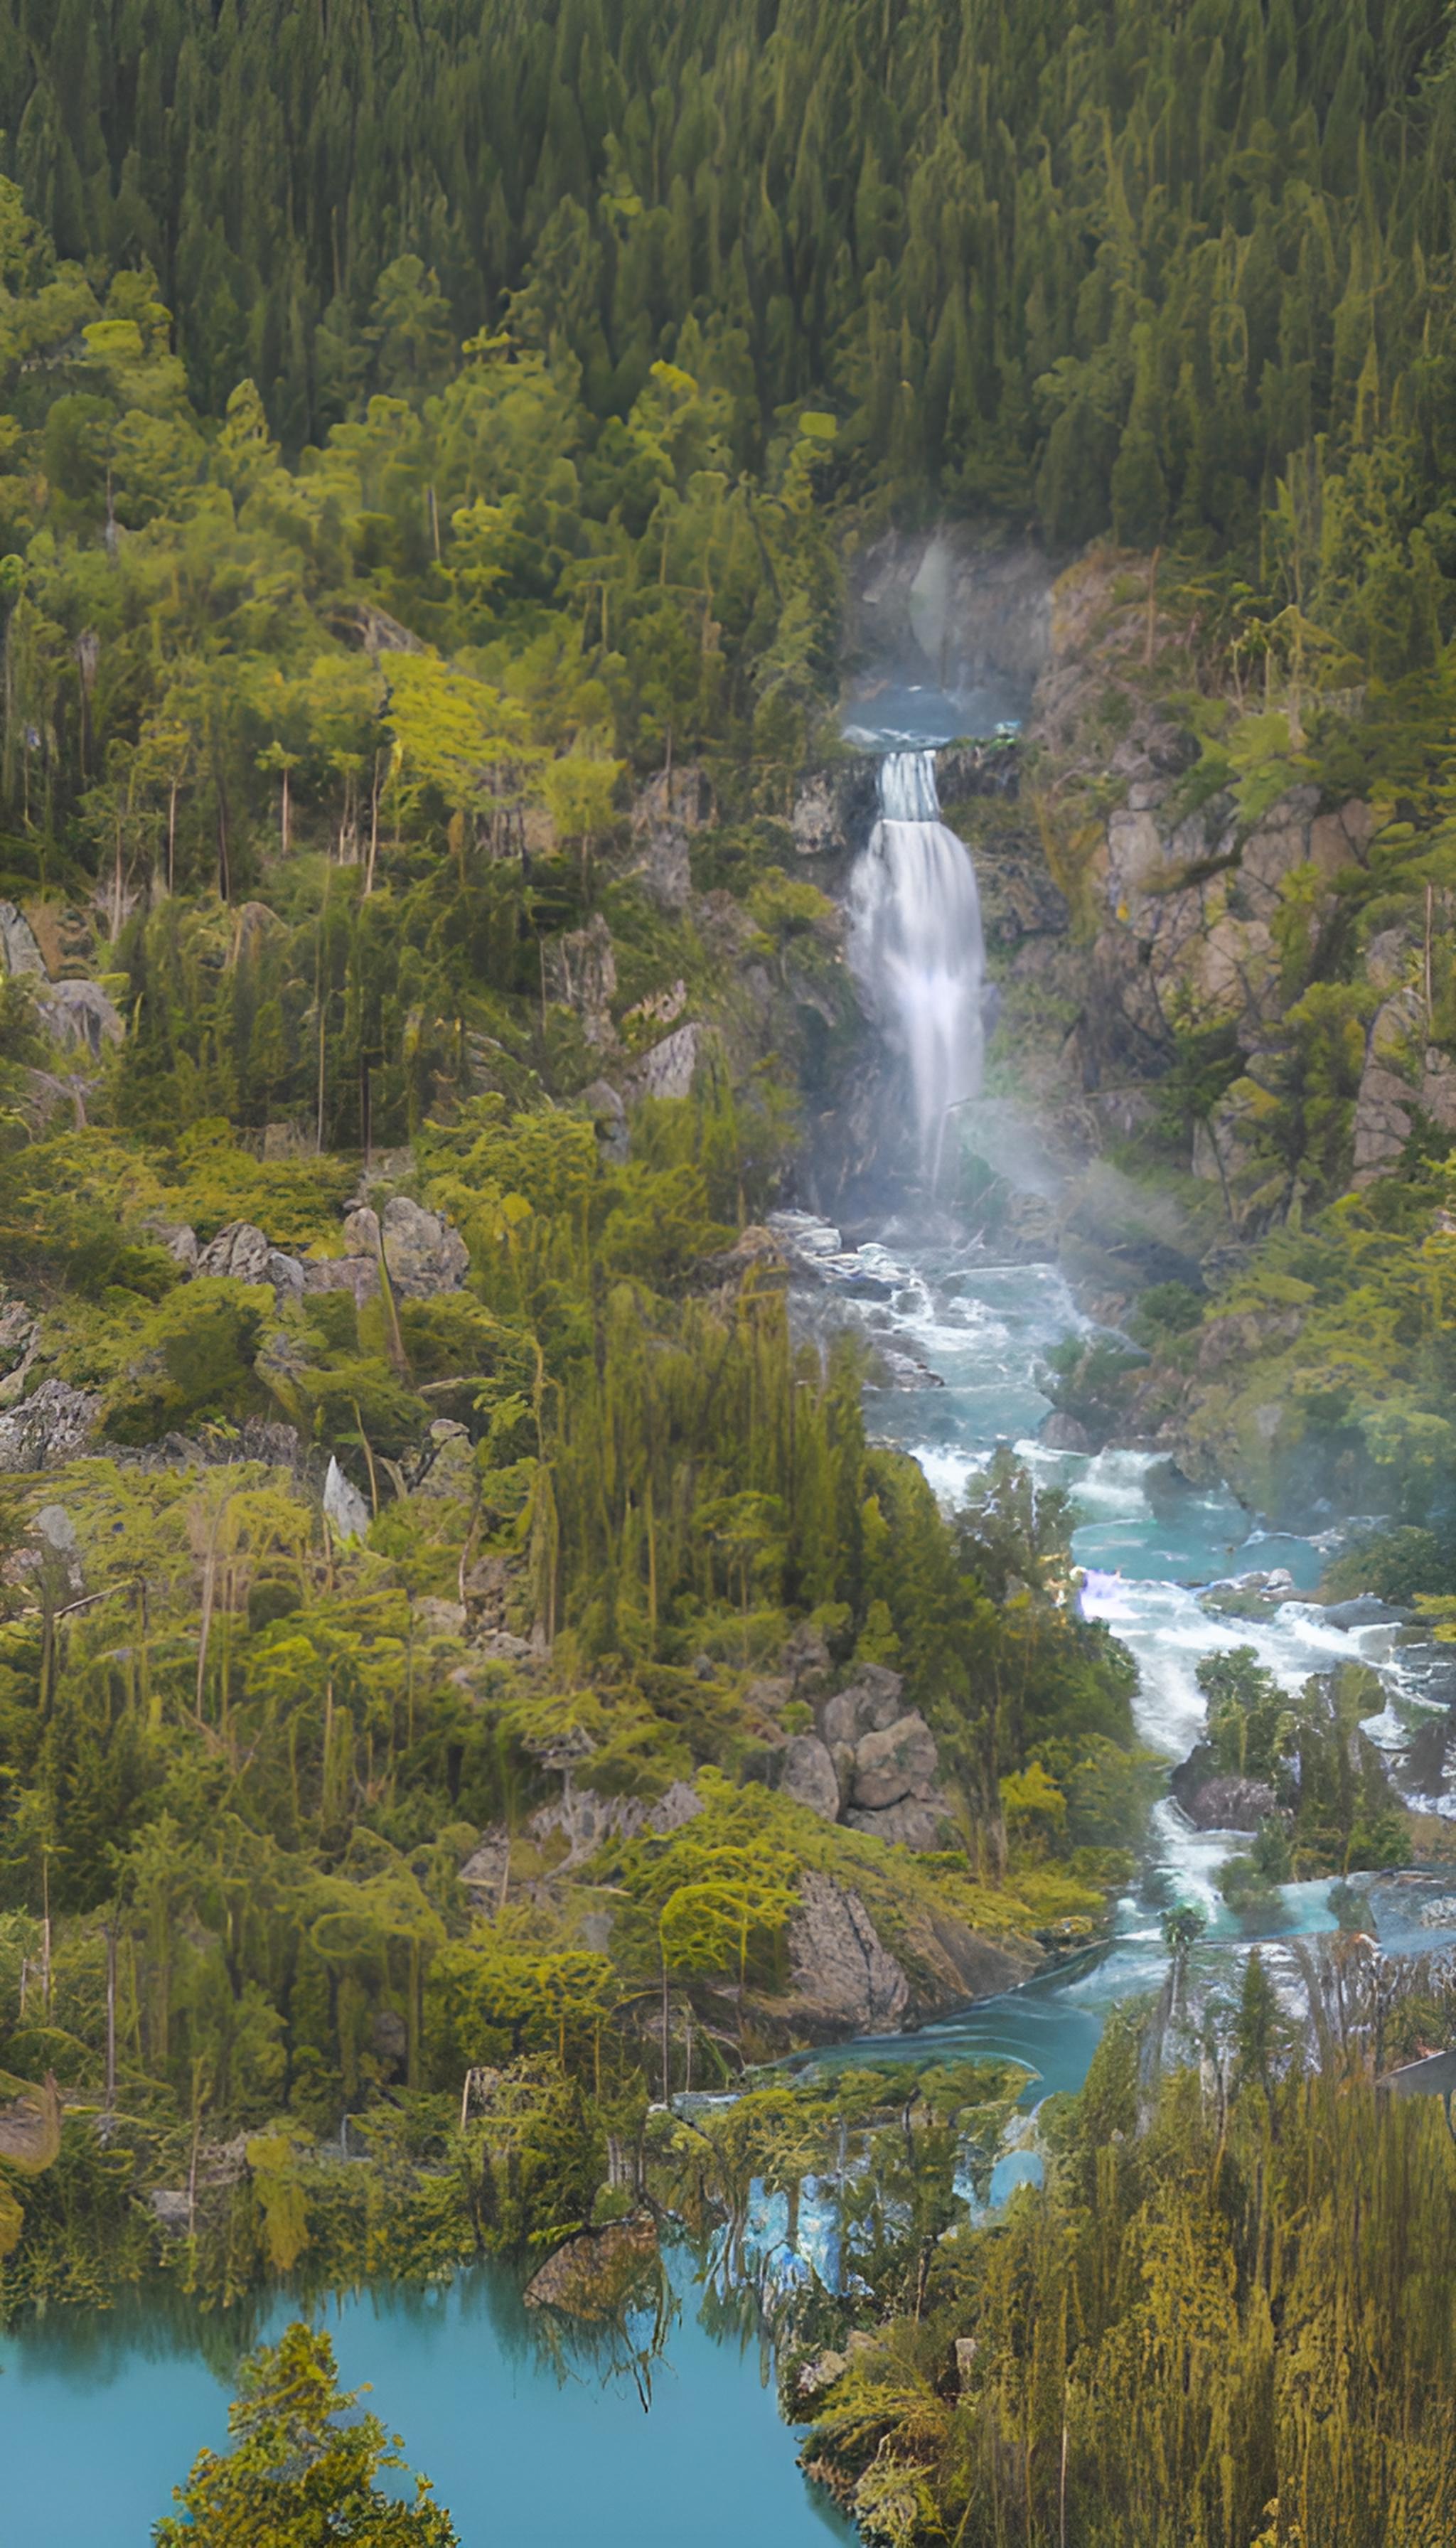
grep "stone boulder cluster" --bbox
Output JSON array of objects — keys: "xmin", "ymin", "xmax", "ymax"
[
  {"xmin": 0, "ymin": 1191, "xmax": 472, "ymax": 1477},
  {"xmin": 776, "ymin": 1660, "xmax": 953, "ymax": 1852},
  {"xmin": 169, "ymin": 1193, "xmax": 469, "ymax": 1313}
]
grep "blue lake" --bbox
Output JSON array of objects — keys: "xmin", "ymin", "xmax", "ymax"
[{"xmin": 1, "ymin": 2252, "xmax": 852, "ymax": 2547}]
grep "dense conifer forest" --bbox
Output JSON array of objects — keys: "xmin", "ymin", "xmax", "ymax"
[{"xmin": 0, "ymin": 6, "xmax": 1455, "ymax": 2545}]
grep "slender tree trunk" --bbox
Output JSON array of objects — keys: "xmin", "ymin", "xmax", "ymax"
[
  {"xmin": 166, "ymin": 779, "xmax": 178, "ymax": 894},
  {"xmin": 315, "ymin": 906, "xmax": 328, "ymax": 1152},
  {"xmin": 215, "ymin": 763, "xmax": 231, "ymax": 900},
  {"xmin": 365, "ymin": 754, "xmax": 381, "ymax": 894},
  {"xmin": 353, "ymin": 1398, "xmax": 380, "ymax": 1518},
  {"xmin": 105, "ymin": 1922, "xmax": 117, "ymax": 2114}
]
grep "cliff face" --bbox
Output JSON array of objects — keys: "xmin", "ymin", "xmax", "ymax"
[{"xmin": 764, "ymin": 536, "xmax": 1456, "ymax": 1530}]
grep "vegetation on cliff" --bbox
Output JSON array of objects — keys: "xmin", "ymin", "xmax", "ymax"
[{"xmin": 0, "ymin": 159, "xmax": 1150, "ymax": 2315}]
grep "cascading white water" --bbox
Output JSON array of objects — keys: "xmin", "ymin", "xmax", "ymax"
[{"xmin": 847, "ymin": 749, "xmax": 985, "ymax": 1183}]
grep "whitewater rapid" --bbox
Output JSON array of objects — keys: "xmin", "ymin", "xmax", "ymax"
[{"xmin": 772, "ymin": 1212, "xmax": 1456, "ymax": 2092}]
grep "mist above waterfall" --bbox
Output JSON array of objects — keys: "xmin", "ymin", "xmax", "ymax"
[{"xmin": 847, "ymin": 750, "xmax": 985, "ymax": 1185}]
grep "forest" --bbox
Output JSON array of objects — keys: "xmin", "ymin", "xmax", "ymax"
[{"xmin": 1, "ymin": 5, "xmax": 1455, "ymax": 2545}]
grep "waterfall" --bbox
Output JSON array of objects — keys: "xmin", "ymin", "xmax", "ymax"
[{"xmin": 846, "ymin": 749, "xmax": 985, "ymax": 1184}]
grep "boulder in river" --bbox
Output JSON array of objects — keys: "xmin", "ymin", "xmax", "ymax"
[{"xmin": 1169, "ymin": 1745, "xmax": 1277, "ymax": 1831}]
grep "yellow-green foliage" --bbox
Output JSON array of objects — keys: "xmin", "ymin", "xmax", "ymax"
[{"xmin": 805, "ymin": 2013, "xmax": 1456, "ymax": 2548}]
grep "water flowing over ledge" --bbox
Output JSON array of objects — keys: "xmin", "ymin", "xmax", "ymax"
[{"xmin": 846, "ymin": 751, "xmax": 985, "ymax": 1184}]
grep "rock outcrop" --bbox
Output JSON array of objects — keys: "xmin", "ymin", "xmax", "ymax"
[
  {"xmin": 629, "ymin": 764, "xmax": 713, "ymax": 909},
  {"xmin": 322, "ymin": 1455, "xmax": 370, "ymax": 1542},
  {"xmin": 544, "ymin": 913, "xmax": 618, "ymax": 1048},
  {"xmin": 344, "ymin": 1197, "xmax": 469, "ymax": 1297},
  {"xmin": 38, "ymin": 978, "xmax": 123, "ymax": 1055},
  {"xmin": 789, "ymin": 759, "xmax": 879, "ymax": 862},
  {"xmin": 524, "ymin": 1777, "xmax": 705, "ymax": 1864},
  {"xmin": 0, "ymin": 1379, "xmax": 100, "ymax": 1471},
  {"xmin": 1350, "ymin": 983, "xmax": 1456, "ymax": 1183},
  {"xmin": 619, "ymin": 1019, "xmax": 704, "ymax": 1103},
  {"xmin": 0, "ymin": 901, "xmax": 46, "ymax": 977},
  {"xmin": 196, "ymin": 1220, "xmax": 273, "ymax": 1284},
  {"xmin": 806, "ymin": 1664, "xmax": 955, "ymax": 1851},
  {"xmin": 786, "ymin": 1871, "xmax": 910, "ymax": 2032}
]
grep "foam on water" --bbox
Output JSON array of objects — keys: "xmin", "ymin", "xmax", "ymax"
[{"xmin": 781, "ymin": 1214, "xmax": 1456, "ymax": 2095}]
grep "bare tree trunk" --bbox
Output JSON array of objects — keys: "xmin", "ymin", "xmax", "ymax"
[{"xmin": 166, "ymin": 778, "xmax": 178, "ymax": 894}]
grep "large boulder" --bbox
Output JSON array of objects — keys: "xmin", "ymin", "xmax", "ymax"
[
  {"xmin": 38, "ymin": 978, "xmax": 122, "ymax": 1056},
  {"xmin": 381, "ymin": 1196, "xmax": 469, "ymax": 1297},
  {"xmin": 845, "ymin": 1796, "xmax": 950, "ymax": 1850},
  {"xmin": 411, "ymin": 1419, "xmax": 474, "ymax": 1499},
  {"xmin": 779, "ymin": 1732, "xmax": 841, "ymax": 1820},
  {"xmin": 1169, "ymin": 1747, "xmax": 1278, "ymax": 1832},
  {"xmin": 302, "ymin": 1255, "xmax": 378, "ymax": 1308},
  {"xmin": 343, "ymin": 1198, "xmax": 469, "ymax": 1297},
  {"xmin": 787, "ymin": 1872, "xmax": 909, "ymax": 2033},
  {"xmin": 850, "ymin": 1711, "xmax": 940, "ymax": 1810},
  {"xmin": 580, "ymin": 1077, "xmax": 629, "ymax": 1162},
  {"xmin": 819, "ymin": 1664, "xmax": 905, "ymax": 1747}
]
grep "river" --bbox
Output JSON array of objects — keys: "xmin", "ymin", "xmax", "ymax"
[{"xmin": 6, "ymin": 751, "xmax": 1455, "ymax": 2542}]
